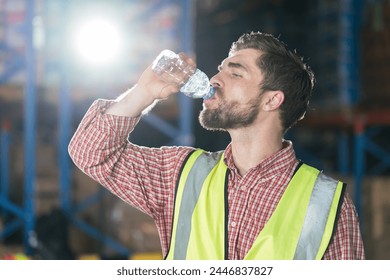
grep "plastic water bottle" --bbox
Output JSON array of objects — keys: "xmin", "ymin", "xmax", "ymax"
[{"xmin": 152, "ymin": 49, "xmax": 215, "ymax": 99}]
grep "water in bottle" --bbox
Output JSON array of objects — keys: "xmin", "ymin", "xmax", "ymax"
[{"xmin": 152, "ymin": 49, "xmax": 215, "ymax": 99}]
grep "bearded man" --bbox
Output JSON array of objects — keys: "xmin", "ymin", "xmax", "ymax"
[{"xmin": 69, "ymin": 32, "xmax": 364, "ymax": 260}]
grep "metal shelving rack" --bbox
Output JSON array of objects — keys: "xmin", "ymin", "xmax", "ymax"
[
  {"xmin": 291, "ymin": 0, "xmax": 366, "ymax": 216},
  {"xmin": 0, "ymin": 0, "xmax": 36, "ymax": 254},
  {"xmin": 1, "ymin": 0, "xmax": 195, "ymax": 257},
  {"xmin": 294, "ymin": 0, "xmax": 390, "ymax": 228}
]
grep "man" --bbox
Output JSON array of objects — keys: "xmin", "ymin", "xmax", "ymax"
[{"xmin": 69, "ymin": 31, "xmax": 365, "ymax": 259}]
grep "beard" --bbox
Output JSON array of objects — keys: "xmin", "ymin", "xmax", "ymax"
[{"xmin": 199, "ymin": 94, "xmax": 262, "ymax": 131}]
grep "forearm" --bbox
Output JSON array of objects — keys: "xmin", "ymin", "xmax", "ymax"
[
  {"xmin": 105, "ymin": 65, "xmax": 181, "ymax": 117},
  {"xmin": 68, "ymin": 99, "xmax": 137, "ymax": 181},
  {"xmin": 105, "ymin": 84, "xmax": 157, "ymax": 117},
  {"xmin": 69, "ymin": 74, "xmax": 175, "ymax": 172},
  {"xmin": 68, "ymin": 56, "xmax": 193, "ymax": 216}
]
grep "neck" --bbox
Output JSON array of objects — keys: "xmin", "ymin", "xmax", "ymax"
[{"xmin": 228, "ymin": 125, "xmax": 283, "ymax": 176}]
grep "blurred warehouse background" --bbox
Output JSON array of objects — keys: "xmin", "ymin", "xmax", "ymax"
[{"xmin": 0, "ymin": 0, "xmax": 389, "ymax": 260}]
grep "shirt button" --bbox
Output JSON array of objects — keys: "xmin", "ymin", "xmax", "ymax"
[
  {"xmin": 231, "ymin": 221, "xmax": 237, "ymax": 228},
  {"xmin": 240, "ymin": 186, "xmax": 246, "ymax": 191}
]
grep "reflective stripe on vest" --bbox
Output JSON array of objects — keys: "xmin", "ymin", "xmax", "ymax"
[
  {"xmin": 166, "ymin": 150, "xmax": 344, "ymax": 260},
  {"xmin": 166, "ymin": 150, "xmax": 228, "ymax": 260}
]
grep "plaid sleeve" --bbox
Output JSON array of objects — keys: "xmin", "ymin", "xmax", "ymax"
[
  {"xmin": 68, "ymin": 99, "xmax": 193, "ymax": 219},
  {"xmin": 323, "ymin": 192, "xmax": 365, "ymax": 259}
]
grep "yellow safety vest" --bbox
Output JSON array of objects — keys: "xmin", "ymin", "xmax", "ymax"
[{"xmin": 165, "ymin": 150, "xmax": 345, "ymax": 260}]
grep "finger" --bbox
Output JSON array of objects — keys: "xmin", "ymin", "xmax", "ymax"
[{"xmin": 178, "ymin": 52, "xmax": 196, "ymax": 68}]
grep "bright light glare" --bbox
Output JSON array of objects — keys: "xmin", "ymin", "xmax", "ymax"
[{"xmin": 73, "ymin": 17, "xmax": 123, "ymax": 66}]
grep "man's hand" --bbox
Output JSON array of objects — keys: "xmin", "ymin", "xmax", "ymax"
[
  {"xmin": 105, "ymin": 51, "xmax": 196, "ymax": 117},
  {"xmin": 137, "ymin": 52, "xmax": 196, "ymax": 100}
]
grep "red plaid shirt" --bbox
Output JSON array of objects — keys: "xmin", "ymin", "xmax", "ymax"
[{"xmin": 69, "ymin": 99, "xmax": 365, "ymax": 260}]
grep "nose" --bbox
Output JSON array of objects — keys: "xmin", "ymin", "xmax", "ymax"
[{"xmin": 210, "ymin": 72, "xmax": 223, "ymax": 88}]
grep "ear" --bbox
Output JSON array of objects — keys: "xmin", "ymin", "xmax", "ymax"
[{"xmin": 263, "ymin": 90, "xmax": 284, "ymax": 111}]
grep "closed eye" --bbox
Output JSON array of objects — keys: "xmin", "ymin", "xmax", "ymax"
[{"xmin": 218, "ymin": 65, "xmax": 242, "ymax": 77}]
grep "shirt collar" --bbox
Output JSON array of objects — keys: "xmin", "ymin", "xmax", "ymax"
[{"xmin": 223, "ymin": 140, "xmax": 297, "ymax": 178}]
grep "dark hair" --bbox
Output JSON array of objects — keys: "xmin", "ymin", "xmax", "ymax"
[{"xmin": 230, "ymin": 31, "xmax": 315, "ymax": 133}]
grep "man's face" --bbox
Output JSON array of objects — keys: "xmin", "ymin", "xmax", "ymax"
[{"xmin": 199, "ymin": 48, "xmax": 265, "ymax": 131}]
